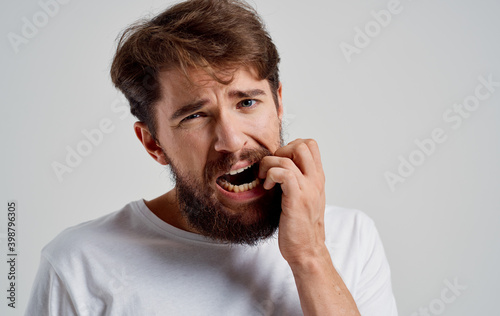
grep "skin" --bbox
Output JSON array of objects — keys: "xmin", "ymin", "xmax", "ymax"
[{"xmin": 134, "ymin": 66, "xmax": 361, "ymax": 315}]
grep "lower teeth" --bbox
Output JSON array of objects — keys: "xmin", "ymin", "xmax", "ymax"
[{"xmin": 220, "ymin": 178, "xmax": 260, "ymax": 193}]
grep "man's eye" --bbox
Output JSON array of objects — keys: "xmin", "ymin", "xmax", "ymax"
[
  {"xmin": 239, "ymin": 99, "xmax": 257, "ymax": 108},
  {"xmin": 182, "ymin": 113, "xmax": 202, "ymax": 122}
]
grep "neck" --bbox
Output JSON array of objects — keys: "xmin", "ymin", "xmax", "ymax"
[{"xmin": 144, "ymin": 188, "xmax": 197, "ymax": 233}]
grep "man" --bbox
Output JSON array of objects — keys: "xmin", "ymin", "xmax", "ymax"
[{"xmin": 26, "ymin": 0, "xmax": 397, "ymax": 315}]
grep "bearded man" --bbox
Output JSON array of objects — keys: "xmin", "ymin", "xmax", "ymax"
[{"xmin": 26, "ymin": 1, "xmax": 398, "ymax": 315}]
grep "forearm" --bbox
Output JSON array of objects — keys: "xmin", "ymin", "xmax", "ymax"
[{"xmin": 290, "ymin": 247, "xmax": 360, "ymax": 316}]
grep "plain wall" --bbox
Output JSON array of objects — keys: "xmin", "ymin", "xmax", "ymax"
[{"xmin": 1, "ymin": 0, "xmax": 499, "ymax": 315}]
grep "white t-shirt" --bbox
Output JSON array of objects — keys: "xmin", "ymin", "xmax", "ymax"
[{"xmin": 26, "ymin": 200, "xmax": 398, "ymax": 316}]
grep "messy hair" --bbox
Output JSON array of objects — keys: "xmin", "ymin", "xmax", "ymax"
[{"xmin": 110, "ymin": 0, "xmax": 281, "ymax": 138}]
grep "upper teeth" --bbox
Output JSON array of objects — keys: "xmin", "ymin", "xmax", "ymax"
[{"xmin": 227, "ymin": 164, "xmax": 252, "ymax": 175}]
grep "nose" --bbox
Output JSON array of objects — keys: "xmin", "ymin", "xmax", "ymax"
[{"xmin": 213, "ymin": 111, "xmax": 246, "ymax": 153}]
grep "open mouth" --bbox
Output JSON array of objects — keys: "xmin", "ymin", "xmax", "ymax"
[{"xmin": 217, "ymin": 163, "xmax": 260, "ymax": 193}]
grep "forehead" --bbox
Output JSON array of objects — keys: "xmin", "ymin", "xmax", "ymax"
[{"xmin": 156, "ymin": 67, "xmax": 270, "ymax": 110}]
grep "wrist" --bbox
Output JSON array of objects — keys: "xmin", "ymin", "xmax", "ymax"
[{"xmin": 287, "ymin": 245, "xmax": 332, "ymax": 276}]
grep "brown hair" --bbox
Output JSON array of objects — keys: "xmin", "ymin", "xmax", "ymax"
[{"xmin": 110, "ymin": 0, "xmax": 281, "ymax": 138}]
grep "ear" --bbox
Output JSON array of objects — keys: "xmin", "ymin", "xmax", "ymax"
[
  {"xmin": 134, "ymin": 122, "xmax": 168, "ymax": 165},
  {"xmin": 276, "ymin": 82, "xmax": 284, "ymax": 121}
]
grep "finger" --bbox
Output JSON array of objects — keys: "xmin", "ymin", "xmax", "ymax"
[
  {"xmin": 263, "ymin": 166, "xmax": 301, "ymax": 197},
  {"xmin": 258, "ymin": 155, "xmax": 302, "ymax": 180},
  {"xmin": 274, "ymin": 139, "xmax": 318, "ymax": 176},
  {"xmin": 303, "ymin": 138, "xmax": 323, "ymax": 174}
]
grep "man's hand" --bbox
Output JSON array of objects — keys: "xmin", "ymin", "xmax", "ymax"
[
  {"xmin": 259, "ymin": 138, "xmax": 360, "ymax": 316},
  {"xmin": 259, "ymin": 138, "xmax": 326, "ymax": 264}
]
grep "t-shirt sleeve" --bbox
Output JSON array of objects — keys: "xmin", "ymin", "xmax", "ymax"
[
  {"xmin": 355, "ymin": 215, "xmax": 398, "ymax": 316},
  {"xmin": 25, "ymin": 255, "xmax": 79, "ymax": 316}
]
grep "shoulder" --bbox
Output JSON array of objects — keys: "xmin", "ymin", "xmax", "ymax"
[
  {"xmin": 41, "ymin": 201, "xmax": 142, "ymax": 269},
  {"xmin": 324, "ymin": 206, "xmax": 398, "ymax": 314},
  {"xmin": 324, "ymin": 205, "xmax": 377, "ymax": 245},
  {"xmin": 323, "ymin": 205, "xmax": 385, "ymax": 284}
]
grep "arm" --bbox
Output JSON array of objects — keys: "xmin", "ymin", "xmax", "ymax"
[
  {"xmin": 25, "ymin": 255, "xmax": 79, "ymax": 316},
  {"xmin": 259, "ymin": 138, "xmax": 360, "ymax": 315}
]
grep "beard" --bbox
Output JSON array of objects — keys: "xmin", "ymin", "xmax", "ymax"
[{"xmin": 165, "ymin": 146, "xmax": 282, "ymax": 245}]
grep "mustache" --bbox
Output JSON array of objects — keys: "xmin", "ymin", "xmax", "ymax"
[{"xmin": 204, "ymin": 147, "xmax": 273, "ymax": 184}]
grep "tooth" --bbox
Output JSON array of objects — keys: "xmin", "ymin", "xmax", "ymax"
[
  {"xmin": 221, "ymin": 174, "xmax": 262, "ymax": 193},
  {"xmin": 227, "ymin": 163, "xmax": 254, "ymax": 176},
  {"xmin": 230, "ymin": 167, "xmax": 243, "ymax": 175}
]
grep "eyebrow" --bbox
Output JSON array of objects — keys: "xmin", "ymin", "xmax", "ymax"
[
  {"xmin": 228, "ymin": 89, "xmax": 266, "ymax": 99},
  {"xmin": 170, "ymin": 89, "xmax": 267, "ymax": 121}
]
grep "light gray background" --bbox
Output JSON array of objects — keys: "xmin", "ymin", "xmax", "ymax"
[{"xmin": 1, "ymin": 0, "xmax": 499, "ymax": 315}]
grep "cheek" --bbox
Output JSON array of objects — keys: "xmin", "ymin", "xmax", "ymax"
[
  {"xmin": 166, "ymin": 133, "xmax": 210, "ymax": 173},
  {"xmin": 250, "ymin": 112, "xmax": 282, "ymax": 148}
]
